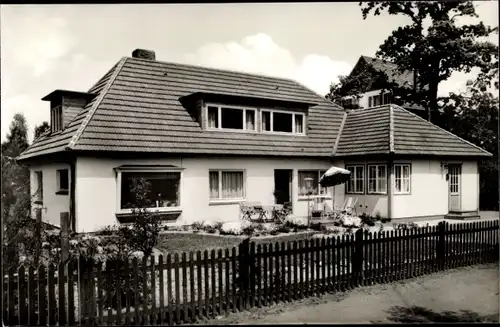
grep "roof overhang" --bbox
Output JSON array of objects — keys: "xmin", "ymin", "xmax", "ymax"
[
  {"xmin": 179, "ymin": 91, "xmax": 319, "ymax": 109},
  {"xmin": 41, "ymin": 89, "xmax": 97, "ymax": 102}
]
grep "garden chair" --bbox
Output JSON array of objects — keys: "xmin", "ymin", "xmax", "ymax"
[
  {"xmin": 343, "ymin": 196, "xmax": 358, "ymax": 216},
  {"xmin": 240, "ymin": 201, "xmax": 261, "ymax": 221}
]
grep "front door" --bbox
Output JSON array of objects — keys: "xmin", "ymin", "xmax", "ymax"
[
  {"xmin": 274, "ymin": 169, "xmax": 293, "ymax": 206},
  {"xmin": 448, "ymin": 164, "xmax": 462, "ymax": 212}
]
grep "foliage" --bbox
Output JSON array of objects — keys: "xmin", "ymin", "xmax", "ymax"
[
  {"xmin": 33, "ymin": 121, "xmax": 50, "ymax": 140},
  {"xmin": 358, "ymin": 1, "xmax": 498, "ymax": 121}
]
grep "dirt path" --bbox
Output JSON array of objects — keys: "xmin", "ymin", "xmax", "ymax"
[{"xmin": 197, "ymin": 264, "xmax": 499, "ymax": 324}]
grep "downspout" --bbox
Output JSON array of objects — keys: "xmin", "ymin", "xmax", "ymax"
[
  {"xmin": 70, "ymin": 159, "xmax": 76, "ymax": 232},
  {"xmin": 388, "ymin": 105, "xmax": 395, "ymax": 220}
]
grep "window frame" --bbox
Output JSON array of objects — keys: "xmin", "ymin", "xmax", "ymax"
[
  {"xmin": 260, "ymin": 109, "xmax": 306, "ymax": 135},
  {"xmin": 115, "ymin": 167, "xmax": 184, "ymax": 214},
  {"xmin": 297, "ymin": 170, "xmax": 330, "ymax": 200},
  {"xmin": 209, "ymin": 169, "xmax": 247, "ymax": 204},
  {"xmin": 56, "ymin": 169, "xmax": 69, "ymax": 195},
  {"xmin": 51, "ymin": 105, "xmax": 64, "ymax": 133},
  {"xmin": 205, "ymin": 103, "xmax": 257, "ymax": 133},
  {"xmin": 394, "ymin": 163, "xmax": 412, "ymax": 195},
  {"xmin": 367, "ymin": 164, "xmax": 388, "ymax": 195},
  {"xmin": 345, "ymin": 165, "xmax": 365, "ymax": 194},
  {"xmin": 34, "ymin": 171, "xmax": 43, "ymax": 202}
]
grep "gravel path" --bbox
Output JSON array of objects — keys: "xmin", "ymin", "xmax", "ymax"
[{"xmin": 196, "ymin": 263, "xmax": 499, "ymax": 324}]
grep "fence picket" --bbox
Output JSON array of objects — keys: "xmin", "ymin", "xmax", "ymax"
[
  {"xmin": 67, "ymin": 261, "xmax": 75, "ymax": 325},
  {"xmin": 256, "ymin": 245, "xmax": 262, "ymax": 308},
  {"xmin": 298, "ymin": 240, "xmax": 304, "ymax": 299},
  {"xmin": 166, "ymin": 255, "xmax": 173, "ymax": 326},
  {"xmin": 210, "ymin": 249, "xmax": 217, "ymax": 316},
  {"xmin": 314, "ymin": 238, "xmax": 320, "ymax": 294},
  {"xmin": 231, "ymin": 247, "xmax": 237, "ymax": 313},
  {"xmin": 203, "ymin": 250, "xmax": 210, "ymax": 316},
  {"xmin": 288, "ymin": 241, "xmax": 293, "ymax": 301},
  {"xmin": 280, "ymin": 242, "xmax": 287, "ymax": 302},
  {"xmin": 304, "ymin": 240, "xmax": 310, "ymax": 296},
  {"xmin": 37, "ymin": 265, "xmax": 47, "ymax": 326},
  {"xmin": 17, "ymin": 266, "xmax": 27, "ymax": 326},
  {"xmin": 189, "ymin": 252, "xmax": 196, "ymax": 323},
  {"xmin": 174, "ymin": 253, "xmax": 180, "ymax": 324},
  {"xmin": 196, "ymin": 251, "xmax": 203, "ymax": 320},
  {"xmin": 27, "ymin": 266, "xmax": 35, "ymax": 325},
  {"xmin": 158, "ymin": 255, "xmax": 165, "ymax": 324},
  {"xmin": 217, "ymin": 249, "xmax": 224, "ymax": 315},
  {"xmin": 150, "ymin": 256, "xmax": 157, "ymax": 325},
  {"xmin": 182, "ymin": 252, "xmax": 188, "ymax": 323},
  {"xmin": 262, "ymin": 244, "xmax": 269, "ymax": 306},
  {"xmin": 225, "ymin": 248, "xmax": 231, "ymax": 314}
]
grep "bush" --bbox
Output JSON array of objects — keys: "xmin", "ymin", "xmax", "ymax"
[
  {"xmin": 242, "ymin": 224, "xmax": 256, "ymax": 236},
  {"xmin": 310, "ymin": 222, "xmax": 326, "ymax": 232},
  {"xmin": 277, "ymin": 225, "xmax": 291, "ymax": 233},
  {"xmin": 191, "ymin": 221, "xmax": 204, "ymax": 231}
]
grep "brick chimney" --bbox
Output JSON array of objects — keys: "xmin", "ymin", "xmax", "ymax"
[{"xmin": 132, "ymin": 49, "xmax": 156, "ymax": 60}]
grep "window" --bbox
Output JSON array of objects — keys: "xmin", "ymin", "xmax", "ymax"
[
  {"xmin": 209, "ymin": 170, "xmax": 245, "ymax": 201},
  {"xmin": 51, "ymin": 105, "xmax": 63, "ymax": 132},
  {"xmin": 56, "ymin": 169, "xmax": 69, "ymax": 194},
  {"xmin": 367, "ymin": 164, "xmax": 387, "ymax": 194},
  {"xmin": 34, "ymin": 171, "xmax": 43, "ymax": 202},
  {"xmin": 298, "ymin": 170, "xmax": 328, "ymax": 197},
  {"xmin": 206, "ymin": 105, "xmax": 256, "ymax": 131},
  {"xmin": 368, "ymin": 93, "xmax": 391, "ymax": 108},
  {"xmin": 261, "ymin": 110, "xmax": 305, "ymax": 134},
  {"xmin": 346, "ymin": 165, "xmax": 364, "ymax": 194},
  {"xmin": 120, "ymin": 171, "xmax": 181, "ymax": 210},
  {"xmin": 394, "ymin": 164, "xmax": 411, "ymax": 194}
]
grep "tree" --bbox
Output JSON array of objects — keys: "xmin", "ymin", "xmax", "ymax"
[
  {"xmin": 34, "ymin": 121, "xmax": 50, "ymax": 140},
  {"xmin": 1, "ymin": 113, "xmax": 31, "ymax": 266},
  {"xmin": 359, "ymin": 1, "xmax": 498, "ymax": 122}
]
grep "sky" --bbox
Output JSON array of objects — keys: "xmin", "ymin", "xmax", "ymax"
[{"xmin": 1, "ymin": 2, "xmax": 498, "ymax": 143}]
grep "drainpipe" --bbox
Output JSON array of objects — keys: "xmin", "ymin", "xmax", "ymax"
[
  {"xmin": 69, "ymin": 159, "xmax": 76, "ymax": 232},
  {"xmin": 387, "ymin": 156, "xmax": 394, "ymax": 220}
]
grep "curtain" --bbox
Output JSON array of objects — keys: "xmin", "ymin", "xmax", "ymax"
[
  {"xmin": 209, "ymin": 171, "xmax": 219, "ymax": 199},
  {"xmin": 262, "ymin": 111, "xmax": 271, "ymax": 131},
  {"xmin": 295, "ymin": 115, "xmax": 304, "ymax": 133},
  {"xmin": 221, "ymin": 171, "xmax": 244, "ymax": 199},
  {"xmin": 208, "ymin": 106, "xmax": 218, "ymax": 128},
  {"xmin": 246, "ymin": 110, "xmax": 255, "ymax": 130},
  {"xmin": 298, "ymin": 171, "xmax": 319, "ymax": 196}
]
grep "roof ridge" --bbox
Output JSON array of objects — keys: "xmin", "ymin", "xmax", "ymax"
[
  {"xmin": 67, "ymin": 57, "xmax": 128, "ymax": 150},
  {"xmin": 128, "ymin": 56, "xmax": 301, "ymax": 85},
  {"xmin": 389, "ymin": 105, "xmax": 395, "ymax": 153},
  {"xmin": 391, "ymin": 104, "xmax": 492, "ymax": 156},
  {"xmin": 332, "ymin": 111, "xmax": 348, "ymax": 156}
]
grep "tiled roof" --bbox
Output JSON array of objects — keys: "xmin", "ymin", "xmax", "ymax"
[
  {"xmin": 18, "ymin": 56, "xmax": 345, "ymax": 160},
  {"xmin": 361, "ymin": 56, "xmax": 414, "ymax": 89},
  {"xmin": 334, "ymin": 104, "xmax": 492, "ymax": 158}
]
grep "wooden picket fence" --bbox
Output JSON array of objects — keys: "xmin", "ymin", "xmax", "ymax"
[{"xmin": 2, "ymin": 220, "xmax": 498, "ymax": 326}]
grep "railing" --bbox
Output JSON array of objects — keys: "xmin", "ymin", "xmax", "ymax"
[{"xmin": 2, "ymin": 220, "xmax": 498, "ymax": 326}]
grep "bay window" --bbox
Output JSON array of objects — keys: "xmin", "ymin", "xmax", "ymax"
[
  {"xmin": 118, "ymin": 170, "xmax": 182, "ymax": 211},
  {"xmin": 209, "ymin": 170, "xmax": 245, "ymax": 201},
  {"xmin": 346, "ymin": 165, "xmax": 364, "ymax": 194},
  {"xmin": 394, "ymin": 164, "xmax": 411, "ymax": 194},
  {"xmin": 367, "ymin": 164, "xmax": 387, "ymax": 194},
  {"xmin": 206, "ymin": 105, "xmax": 256, "ymax": 131},
  {"xmin": 261, "ymin": 110, "xmax": 305, "ymax": 135},
  {"xmin": 298, "ymin": 170, "xmax": 328, "ymax": 197}
]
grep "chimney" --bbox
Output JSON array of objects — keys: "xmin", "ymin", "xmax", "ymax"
[{"xmin": 132, "ymin": 49, "xmax": 156, "ymax": 60}]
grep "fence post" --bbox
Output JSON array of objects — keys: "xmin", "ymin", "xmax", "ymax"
[
  {"xmin": 353, "ymin": 229, "xmax": 364, "ymax": 287},
  {"xmin": 437, "ymin": 222, "xmax": 446, "ymax": 271},
  {"xmin": 238, "ymin": 238, "xmax": 251, "ymax": 309},
  {"xmin": 60, "ymin": 212, "xmax": 70, "ymax": 263},
  {"xmin": 34, "ymin": 208, "xmax": 42, "ymax": 267}
]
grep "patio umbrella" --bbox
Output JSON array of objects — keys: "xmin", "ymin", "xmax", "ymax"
[
  {"xmin": 320, "ymin": 166, "xmax": 351, "ymax": 211},
  {"xmin": 319, "ymin": 166, "xmax": 351, "ymax": 187}
]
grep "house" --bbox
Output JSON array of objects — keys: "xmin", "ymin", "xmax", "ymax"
[
  {"xmin": 340, "ymin": 55, "xmax": 427, "ymax": 117},
  {"xmin": 17, "ymin": 49, "xmax": 492, "ymax": 232}
]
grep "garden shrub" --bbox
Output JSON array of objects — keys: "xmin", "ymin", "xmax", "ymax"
[
  {"xmin": 277, "ymin": 225, "xmax": 291, "ymax": 233},
  {"xmin": 191, "ymin": 221, "xmax": 204, "ymax": 231}
]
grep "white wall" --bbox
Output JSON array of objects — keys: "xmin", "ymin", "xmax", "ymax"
[
  {"xmin": 30, "ymin": 163, "xmax": 71, "ymax": 227},
  {"xmin": 392, "ymin": 159, "xmax": 448, "ymax": 218},
  {"xmin": 459, "ymin": 160, "xmax": 479, "ymax": 212},
  {"xmin": 75, "ymin": 156, "xmax": 338, "ymax": 232},
  {"xmin": 358, "ymin": 89, "xmax": 386, "ymax": 109}
]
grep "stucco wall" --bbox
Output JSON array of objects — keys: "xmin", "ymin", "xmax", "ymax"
[
  {"xmin": 358, "ymin": 89, "xmax": 387, "ymax": 109},
  {"xmin": 75, "ymin": 156, "xmax": 340, "ymax": 232},
  {"xmin": 30, "ymin": 163, "xmax": 71, "ymax": 227},
  {"xmin": 459, "ymin": 160, "xmax": 479, "ymax": 212}
]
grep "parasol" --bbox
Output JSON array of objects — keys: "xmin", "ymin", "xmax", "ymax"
[{"xmin": 319, "ymin": 166, "xmax": 351, "ymax": 187}]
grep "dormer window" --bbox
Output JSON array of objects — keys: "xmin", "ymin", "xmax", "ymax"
[
  {"xmin": 51, "ymin": 105, "xmax": 63, "ymax": 133},
  {"xmin": 261, "ymin": 110, "xmax": 305, "ymax": 135},
  {"xmin": 206, "ymin": 105, "xmax": 256, "ymax": 131}
]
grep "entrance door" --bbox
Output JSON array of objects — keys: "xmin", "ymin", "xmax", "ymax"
[
  {"xmin": 448, "ymin": 164, "xmax": 462, "ymax": 212},
  {"xmin": 274, "ymin": 170, "xmax": 293, "ymax": 206}
]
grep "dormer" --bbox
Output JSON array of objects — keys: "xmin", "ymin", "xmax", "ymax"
[
  {"xmin": 42, "ymin": 90, "xmax": 97, "ymax": 133},
  {"xmin": 179, "ymin": 92, "xmax": 317, "ymax": 136}
]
